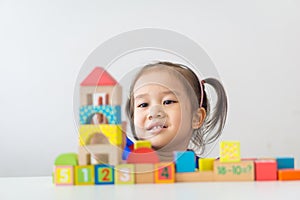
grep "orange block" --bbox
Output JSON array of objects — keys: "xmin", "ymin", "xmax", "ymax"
[
  {"xmin": 154, "ymin": 162, "xmax": 175, "ymax": 184},
  {"xmin": 278, "ymin": 169, "xmax": 300, "ymax": 181}
]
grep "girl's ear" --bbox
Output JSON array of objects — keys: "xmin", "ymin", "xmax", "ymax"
[{"xmin": 192, "ymin": 107, "xmax": 206, "ymax": 129}]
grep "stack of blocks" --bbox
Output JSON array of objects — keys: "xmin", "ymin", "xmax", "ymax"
[{"xmin": 53, "ymin": 67, "xmax": 300, "ymax": 185}]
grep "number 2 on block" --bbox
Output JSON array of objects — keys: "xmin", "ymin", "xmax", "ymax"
[{"xmin": 100, "ymin": 168, "xmax": 111, "ymax": 182}]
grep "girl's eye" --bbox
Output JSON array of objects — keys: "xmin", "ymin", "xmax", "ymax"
[
  {"xmin": 137, "ymin": 103, "xmax": 148, "ymax": 108},
  {"xmin": 163, "ymin": 100, "xmax": 178, "ymax": 105}
]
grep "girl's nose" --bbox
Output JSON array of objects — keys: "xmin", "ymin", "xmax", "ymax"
[{"xmin": 148, "ymin": 105, "xmax": 166, "ymax": 120}]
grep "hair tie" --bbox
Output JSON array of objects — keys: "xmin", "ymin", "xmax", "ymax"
[{"xmin": 201, "ymin": 80, "xmax": 205, "ymax": 85}]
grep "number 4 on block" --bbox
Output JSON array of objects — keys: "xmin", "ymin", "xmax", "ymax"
[
  {"xmin": 95, "ymin": 164, "xmax": 114, "ymax": 185},
  {"xmin": 155, "ymin": 163, "xmax": 175, "ymax": 183}
]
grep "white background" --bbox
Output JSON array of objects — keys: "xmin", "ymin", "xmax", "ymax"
[{"xmin": 0, "ymin": 0, "xmax": 300, "ymax": 177}]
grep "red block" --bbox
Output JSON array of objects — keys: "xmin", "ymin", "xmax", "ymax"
[
  {"xmin": 255, "ymin": 160, "xmax": 277, "ymax": 181},
  {"xmin": 126, "ymin": 147, "xmax": 159, "ymax": 164}
]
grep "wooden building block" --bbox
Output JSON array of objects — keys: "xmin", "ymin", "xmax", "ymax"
[
  {"xmin": 175, "ymin": 171, "xmax": 214, "ymax": 182},
  {"xmin": 199, "ymin": 158, "xmax": 215, "ymax": 171},
  {"xmin": 115, "ymin": 164, "xmax": 135, "ymax": 184},
  {"xmin": 80, "ymin": 67, "xmax": 117, "ymax": 86},
  {"xmin": 154, "ymin": 162, "xmax": 175, "ymax": 184},
  {"xmin": 80, "ymin": 85, "xmax": 122, "ymax": 106},
  {"xmin": 127, "ymin": 148, "xmax": 159, "ymax": 164},
  {"xmin": 79, "ymin": 124, "xmax": 123, "ymax": 146},
  {"xmin": 79, "ymin": 105, "xmax": 121, "ymax": 125},
  {"xmin": 78, "ymin": 144, "xmax": 122, "ymax": 166},
  {"xmin": 174, "ymin": 151, "xmax": 196, "ymax": 173},
  {"xmin": 255, "ymin": 160, "xmax": 277, "ymax": 181},
  {"xmin": 54, "ymin": 153, "xmax": 78, "ymax": 166},
  {"xmin": 134, "ymin": 140, "xmax": 151, "ymax": 150},
  {"xmin": 278, "ymin": 169, "xmax": 300, "ymax": 181},
  {"xmin": 276, "ymin": 157, "xmax": 294, "ymax": 169},
  {"xmin": 214, "ymin": 160, "xmax": 254, "ymax": 181},
  {"xmin": 220, "ymin": 141, "xmax": 240, "ymax": 162},
  {"xmin": 94, "ymin": 164, "xmax": 114, "ymax": 184},
  {"xmin": 54, "ymin": 166, "xmax": 74, "ymax": 186},
  {"xmin": 75, "ymin": 165, "xmax": 94, "ymax": 185},
  {"xmin": 135, "ymin": 164, "xmax": 154, "ymax": 184},
  {"xmin": 80, "ymin": 67, "xmax": 122, "ymax": 106}
]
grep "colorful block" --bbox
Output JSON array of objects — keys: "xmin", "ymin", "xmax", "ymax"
[
  {"xmin": 276, "ymin": 157, "xmax": 294, "ymax": 169},
  {"xmin": 127, "ymin": 148, "xmax": 159, "ymax": 164},
  {"xmin": 54, "ymin": 153, "xmax": 78, "ymax": 166},
  {"xmin": 220, "ymin": 141, "xmax": 240, "ymax": 162},
  {"xmin": 115, "ymin": 164, "xmax": 135, "ymax": 184},
  {"xmin": 278, "ymin": 169, "xmax": 300, "ymax": 181},
  {"xmin": 199, "ymin": 158, "xmax": 215, "ymax": 171},
  {"xmin": 175, "ymin": 171, "xmax": 214, "ymax": 182},
  {"xmin": 54, "ymin": 166, "xmax": 74, "ymax": 186},
  {"xmin": 95, "ymin": 164, "xmax": 114, "ymax": 184},
  {"xmin": 154, "ymin": 163, "xmax": 175, "ymax": 184},
  {"xmin": 79, "ymin": 124, "xmax": 123, "ymax": 146},
  {"xmin": 79, "ymin": 105, "xmax": 121, "ymax": 125},
  {"xmin": 255, "ymin": 160, "xmax": 277, "ymax": 181},
  {"xmin": 214, "ymin": 160, "xmax": 254, "ymax": 181},
  {"xmin": 135, "ymin": 164, "xmax": 154, "ymax": 184},
  {"xmin": 134, "ymin": 140, "xmax": 151, "ymax": 150},
  {"xmin": 174, "ymin": 151, "xmax": 196, "ymax": 173},
  {"xmin": 75, "ymin": 165, "xmax": 94, "ymax": 185}
]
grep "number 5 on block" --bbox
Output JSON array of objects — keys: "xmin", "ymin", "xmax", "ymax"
[
  {"xmin": 95, "ymin": 164, "xmax": 114, "ymax": 185},
  {"xmin": 54, "ymin": 166, "xmax": 74, "ymax": 186},
  {"xmin": 155, "ymin": 163, "xmax": 175, "ymax": 183}
]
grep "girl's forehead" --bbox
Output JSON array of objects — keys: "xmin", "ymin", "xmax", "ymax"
[{"xmin": 133, "ymin": 69, "xmax": 186, "ymax": 92}]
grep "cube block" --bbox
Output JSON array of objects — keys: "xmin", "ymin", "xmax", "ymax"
[
  {"xmin": 255, "ymin": 160, "xmax": 277, "ymax": 181},
  {"xmin": 174, "ymin": 151, "xmax": 196, "ymax": 173},
  {"xmin": 54, "ymin": 166, "xmax": 74, "ymax": 186},
  {"xmin": 134, "ymin": 140, "xmax": 151, "ymax": 150},
  {"xmin": 94, "ymin": 164, "xmax": 114, "ymax": 184},
  {"xmin": 135, "ymin": 164, "xmax": 154, "ymax": 184},
  {"xmin": 154, "ymin": 162, "xmax": 175, "ymax": 184},
  {"xmin": 220, "ymin": 141, "xmax": 240, "ymax": 162},
  {"xmin": 115, "ymin": 164, "xmax": 135, "ymax": 184},
  {"xmin": 199, "ymin": 158, "xmax": 215, "ymax": 171},
  {"xmin": 276, "ymin": 157, "xmax": 294, "ymax": 169},
  {"xmin": 75, "ymin": 165, "xmax": 94, "ymax": 185}
]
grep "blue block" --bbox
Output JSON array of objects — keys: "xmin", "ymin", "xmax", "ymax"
[
  {"xmin": 94, "ymin": 164, "xmax": 114, "ymax": 185},
  {"xmin": 276, "ymin": 157, "xmax": 294, "ymax": 169},
  {"xmin": 174, "ymin": 151, "xmax": 196, "ymax": 173},
  {"xmin": 80, "ymin": 105, "xmax": 121, "ymax": 125}
]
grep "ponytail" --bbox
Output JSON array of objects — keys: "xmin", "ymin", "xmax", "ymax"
[{"xmin": 189, "ymin": 78, "xmax": 228, "ymax": 155}]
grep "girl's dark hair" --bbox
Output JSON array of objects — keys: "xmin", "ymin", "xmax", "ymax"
[{"xmin": 125, "ymin": 61, "xmax": 228, "ymax": 156}]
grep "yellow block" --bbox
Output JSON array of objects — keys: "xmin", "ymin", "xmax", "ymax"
[
  {"xmin": 79, "ymin": 124, "xmax": 122, "ymax": 146},
  {"xmin": 134, "ymin": 140, "xmax": 152, "ymax": 150},
  {"xmin": 220, "ymin": 141, "xmax": 241, "ymax": 162},
  {"xmin": 199, "ymin": 158, "xmax": 215, "ymax": 171}
]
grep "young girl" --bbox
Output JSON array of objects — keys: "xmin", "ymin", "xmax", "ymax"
[{"xmin": 125, "ymin": 61, "xmax": 227, "ymax": 161}]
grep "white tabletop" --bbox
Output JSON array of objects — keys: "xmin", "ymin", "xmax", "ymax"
[{"xmin": 1, "ymin": 176, "xmax": 300, "ymax": 200}]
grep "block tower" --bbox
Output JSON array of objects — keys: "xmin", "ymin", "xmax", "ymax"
[{"xmin": 78, "ymin": 67, "xmax": 123, "ymax": 166}]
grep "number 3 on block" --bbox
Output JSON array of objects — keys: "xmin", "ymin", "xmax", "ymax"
[
  {"xmin": 155, "ymin": 163, "xmax": 175, "ymax": 183},
  {"xmin": 95, "ymin": 165, "xmax": 114, "ymax": 185}
]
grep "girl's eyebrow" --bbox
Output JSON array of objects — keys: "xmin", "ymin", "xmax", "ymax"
[{"xmin": 134, "ymin": 90, "xmax": 180, "ymax": 99}]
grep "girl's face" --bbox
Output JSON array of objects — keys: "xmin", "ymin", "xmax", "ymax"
[{"xmin": 133, "ymin": 68, "xmax": 196, "ymax": 151}]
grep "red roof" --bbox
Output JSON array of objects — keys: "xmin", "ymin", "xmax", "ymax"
[{"xmin": 80, "ymin": 67, "xmax": 117, "ymax": 86}]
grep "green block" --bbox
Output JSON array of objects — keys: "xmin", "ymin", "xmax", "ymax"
[{"xmin": 54, "ymin": 153, "xmax": 78, "ymax": 166}]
